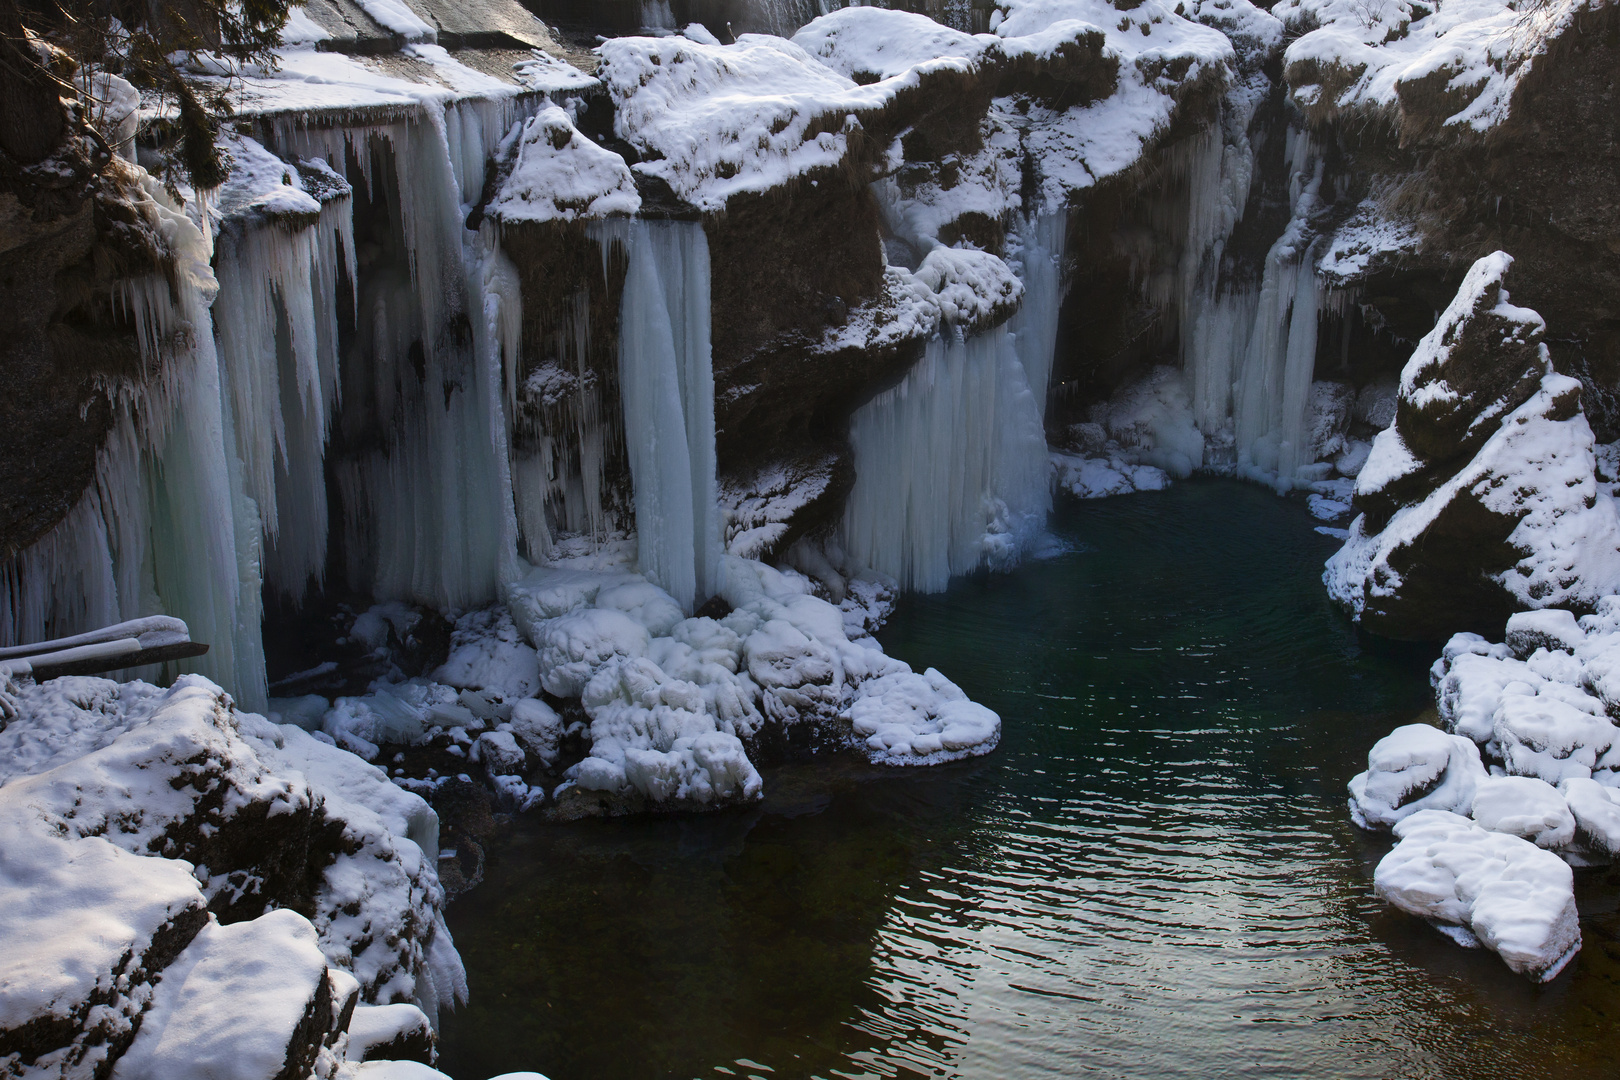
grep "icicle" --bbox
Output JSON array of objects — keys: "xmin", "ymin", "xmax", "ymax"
[{"xmin": 610, "ymin": 219, "xmax": 723, "ymax": 613}]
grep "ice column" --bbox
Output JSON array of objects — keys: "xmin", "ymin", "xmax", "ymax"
[{"xmin": 610, "ymin": 219, "xmax": 724, "ymax": 613}]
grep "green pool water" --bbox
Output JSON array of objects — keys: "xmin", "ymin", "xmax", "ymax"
[{"xmin": 435, "ymin": 479, "xmax": 1620, "ymax": 1080}]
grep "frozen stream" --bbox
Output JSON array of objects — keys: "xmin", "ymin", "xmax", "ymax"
[{"xmin": 437, "ymin": 480, "xmax": 1620, "ymax": 1079}]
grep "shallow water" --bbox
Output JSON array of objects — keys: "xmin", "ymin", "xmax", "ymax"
[{"xmin": 437, "ymin": 479, "xmax": 1620, "ymax": 1080}]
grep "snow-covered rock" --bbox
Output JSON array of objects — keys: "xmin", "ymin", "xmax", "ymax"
[
  {"xmin": 0, "ymin": 675, "xmax": 464, "ymax": 1077},
  {"xmin": 1347, "ymin": 723, "xmax": 1485, "ymax": 829},
  {"xmin": 1051, "ymin": 450, "xmax": 1170, "ymax": 500},
  {"xmin": 511, "ymin": 553, "xmax": 998, "ymax": 814},
  {"xmin": 1375, "ymin": 809, "xmax": 1580, "ymax": 982},
  {"xmin": 109, "ymin": 910, "xmax": 330, "ymax": 1080},
  {"xmin": 1559, "ymin": 777, "xmax": 1620, "ymax": 858},
  {"xmin": 1275, "ymin": 0, "xmax": 1583, "ymax": 139},
  {"xmin": 1325, "ymin": 253, "xmax": 1620, "ymax": 639}
]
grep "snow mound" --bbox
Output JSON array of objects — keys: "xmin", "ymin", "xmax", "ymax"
[
  {"xmin": 1376, "ymin": 809, "xmax": 1579, "ymax": 982},
  {"xmin": 846, "ymin": 667, "xmax": 1002, "ymax": 764},
  {"xmin": 1470, "ymin": 775, "xmax": 1575, "ymax": 849},
  {"xmin": 487, "ymin": 106, "xmax": 641, "ymax": 224},
  {"xmin": 514, "ymin": 554, "xmax": 998, "ymax": 809},
  {"xmin": 792, "ymin": 8, "xmax": 992, "ymax": 82},
  {"xmin": 1560, "ymin": 777, "xmax": 1620, "ymax": 858},
  {"xmin": 1347, "ymin": 723, "xmax": 1485, "ymax": 829},
  {"xmin": 1052, "ymin": 450, "xmax": 1170, "ymax": 499},
  {"xmin": 1087, "ymin": 366, "xmax": 1207, "ymax": 479},
  {"xmin": 913, "ymin": 246, "xmax": 1024, "ymax": 329},
  {"xmin": 597, "ymin": 33, "xmax": 894, "ymax": 211}
]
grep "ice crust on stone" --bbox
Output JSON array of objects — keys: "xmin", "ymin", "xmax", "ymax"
[{"xmin": 1375, "ymin": 809, "xmax": 1579, "ymax": 982}]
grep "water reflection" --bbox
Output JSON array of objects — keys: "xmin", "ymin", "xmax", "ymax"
[{"xmin": 437, "ymin": 481, "xmax": 1620, "ymax": 1080}]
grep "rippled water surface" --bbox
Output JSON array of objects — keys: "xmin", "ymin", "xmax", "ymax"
[{"xmin": 438, "ymin": 480, "xmax": 1620, "ymax": 1079}]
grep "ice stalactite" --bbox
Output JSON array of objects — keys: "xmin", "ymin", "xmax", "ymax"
[
  {"xmin": 1179, "ymin": 125, "xmax": 1327, "ymax": 490},
  {"xmin": 0, "ymin": 177, "xmax": 266, "ymax": 708},
  {"xmin": 602, "ymin": 219, "xmax": 724, "ymax": 614}
]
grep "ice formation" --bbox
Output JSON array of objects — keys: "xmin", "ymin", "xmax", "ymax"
[{"xmin": 840, "ymin": 212, "xmax": 1065, "ymax": 592}]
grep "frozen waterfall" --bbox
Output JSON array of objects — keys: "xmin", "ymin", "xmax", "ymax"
[
  {"xmin": 1178, "ymin": 124, "xmax": 1326, "ymax": 490},
  {"xmin": 0, "ymin": 177, "xmax": 266, "ymax": 707},
  {"xmin": 842, "ymin": 214, "xmax": 1066, "ymax": 593},
  {"xmin": 271, "ymin": 100, "xmax": 532, "ymax": 610},
  {"xmin": 604, "ymin": 219, "xmax": 725, "ymax": 613}
]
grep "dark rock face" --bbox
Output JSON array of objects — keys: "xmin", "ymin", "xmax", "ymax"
[
  {"xmin": 1326, "ymin": 253, "xmax": 1620, "ymax": 641},
  {"xmin": 0, "ymin": 137, "xmax": 166, "ymax": 563},
  {"xmin": 1299, "ymin": 2, "xmax": 1620, "ymax": 437},
  {"xmin": 707, "ymin": 175, "xmax": 888, "ymax": 457}
]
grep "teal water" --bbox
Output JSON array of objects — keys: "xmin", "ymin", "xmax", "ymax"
[{"xmin": 436, "ymin": 480, "xmax": 1620, "ymax": 1080}]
